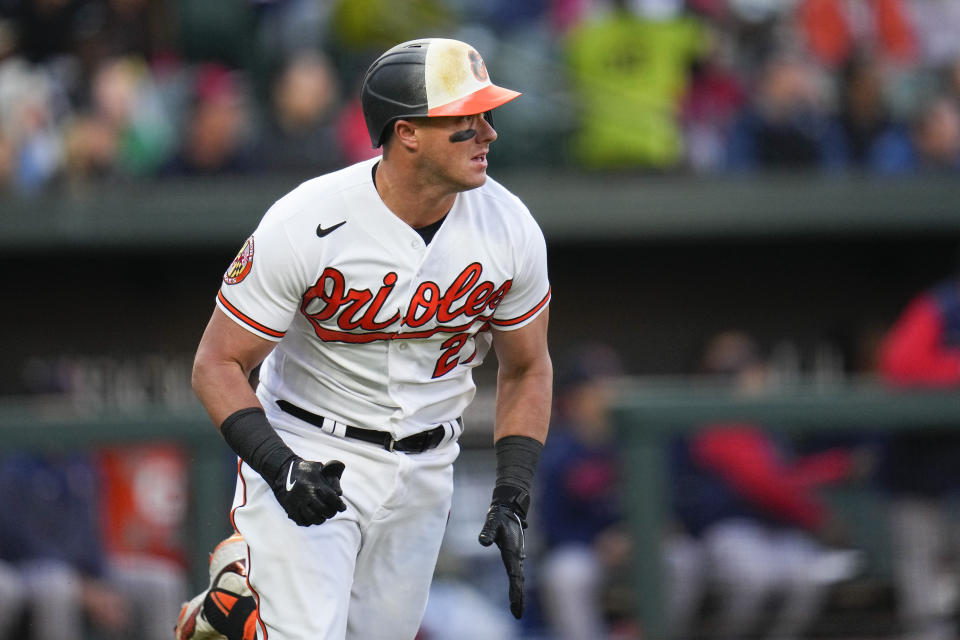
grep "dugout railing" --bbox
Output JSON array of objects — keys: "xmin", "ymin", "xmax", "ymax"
[{"xmin": 612, "ymin": 380, "xmax": 960, "ymax": 639}]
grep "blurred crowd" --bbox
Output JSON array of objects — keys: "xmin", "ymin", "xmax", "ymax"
[{"xmin": 2, "ymin": 0, "xmax": 960, "ymax": 194}]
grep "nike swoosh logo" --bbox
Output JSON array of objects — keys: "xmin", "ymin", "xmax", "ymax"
[
  {"xmin": 285, "ymin": 464, "xmax": 296, "ymax": 491},
  {"xmin": 316, "ymin": 220, "xmax": 346, "ymax": 237}
]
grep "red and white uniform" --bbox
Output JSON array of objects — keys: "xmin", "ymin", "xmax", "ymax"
[{"xmin": 218, "ymin": 156, "xmax": 550, "ymax": 639}]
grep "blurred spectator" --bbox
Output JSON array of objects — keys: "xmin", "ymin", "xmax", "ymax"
[
  {"xmin": 822, "ymin": 51, "xmax": 905, "ymax": 170},
  {"xmin": 62, "ymin": 54, "xmax": 174, "ymax": 183},
  {"xmin": 666, "ymin": 331, "xmax": 863, "ymax": 640},
  {"xmin": 247, "ymin": 0, "xmax": 334, "ymax": 100},
  {"xmin": 160, "ymin": 63, "xmax": 255, "ymax": 176},
  {"xmin": 680, "ymin": 23, "xmax": 747, "ymax": 171},
  {"xmin": 62, "ymin": 110, "xmax": 116, "ymax": 181},
  {"xmin": 0, "ymin": 56, "xmax": 64, "ymax": 192},
  {"xmin": 871, "ymin": 94, "xmax": 960, "ymax": 174},
  {"xmin": 535, "ymin": 343, "xmax": 639, "ymax": 640},
  {"xmin": 563, "ymin": 0, "xmax": 708, "ymax": 170},
  {"xmin": 253, "ymin": 49, "xmax": 343, "ymax": 177},
  {"xmin": 725, "ymin": 52, "xmax": 835, "ymax": 171},
  {"xmin": 878, "ymin": 276, "xmax": 960, "ymax": 640},
  {"xmin": 0, "ymin": 450, "xmax": 187, "ymax": 640}
]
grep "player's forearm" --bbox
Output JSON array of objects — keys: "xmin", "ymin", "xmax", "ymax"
[
  {"xmin": 193, "ymin": 309, "xmax": 275, "ymax": 426},
  {"xmin": 493, "ymin": 358, "xmax": 552, "ymax": 444},
  {"xmin": 482, "ymin": 355, "xmax": 550, "ymax": 622},
  {"xmin": 192, "ymin": 356, "xmax": 263, "ymax": 427}
]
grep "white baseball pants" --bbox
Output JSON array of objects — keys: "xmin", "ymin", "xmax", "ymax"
[{"xmin": 231, "ymin": 410, "xmax": 459, "ymax": 640}]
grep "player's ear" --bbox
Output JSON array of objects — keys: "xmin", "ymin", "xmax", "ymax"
[{"xmin": 393, "ymin": 119, "xmax": 421, "ymax": 152}]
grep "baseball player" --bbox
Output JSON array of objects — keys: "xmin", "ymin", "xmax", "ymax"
[{"xmin": 180, "ymin": 37, "xmax": 552, "ymax": 640}]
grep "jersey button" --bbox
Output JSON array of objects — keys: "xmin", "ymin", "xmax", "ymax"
[
  {"xmin": 398, "ymin": 343, "xmax": 408, "ymax": 350},
  {"xmin": 410, "ymin": 239, "xmax": 419, "ymax": 249}
]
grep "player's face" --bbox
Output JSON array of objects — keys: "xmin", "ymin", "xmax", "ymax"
[{"xmin": 416, "ymin": 113, "xmax": 497, "ymax": 192}]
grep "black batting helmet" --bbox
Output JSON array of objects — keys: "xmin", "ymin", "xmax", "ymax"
[{"xmin": 360, "ymin": 38, "xmax": 522, "ymax": 148}]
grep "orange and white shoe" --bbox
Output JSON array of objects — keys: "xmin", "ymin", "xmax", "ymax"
[{"xmin": 175, "ymin": 534, "xmax": 254, "ymax": 640}]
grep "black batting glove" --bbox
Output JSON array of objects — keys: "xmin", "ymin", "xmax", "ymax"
[
  {"xmin": 478, "ymin": 484, "xmax": 530, "ymax": 619},
  {"xmin": 270, "ymin": 458, "xmax": 347, "ymax": 526}
]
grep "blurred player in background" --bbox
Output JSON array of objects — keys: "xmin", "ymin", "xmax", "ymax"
[
  {"xmin": 0, "ymin": 450, "xmax": 186, "ymax": 640},
  {"xmin": 878, "ymin": 276, "xmax": 960, "ymax": 640},
  {"xmin": 667, "ymin": 331, "xmax": 863, "ymax": 640},
  {"xmin": 178, "ymin": 37, "xmax": 552, "ymax": 640},
  {"xmin": 536, "ymin": 343, "xmax": 637, "ymax": 640}
]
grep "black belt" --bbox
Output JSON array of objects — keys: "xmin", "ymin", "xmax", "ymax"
[{"xmin": 276, "ymin": 400, "xmax": 452, "ymax": 453}]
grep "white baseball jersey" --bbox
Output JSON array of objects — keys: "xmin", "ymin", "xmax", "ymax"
[{"xmin": 216, "ymin": 156, "xmax": 551, "ymax": 438}]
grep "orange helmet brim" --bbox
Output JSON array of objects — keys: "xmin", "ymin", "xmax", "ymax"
[{"xmin": 427, "ymin": 84, "xmax": 522, "ymax": 117}]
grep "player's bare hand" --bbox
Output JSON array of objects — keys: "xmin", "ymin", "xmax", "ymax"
[
  {"xmin": 271, "ymin": 458, "xmax": 347, "ymax": 526},
  {"xmin": 478, "ymin": 486, "xmax": 530, "ymax": 619}
]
